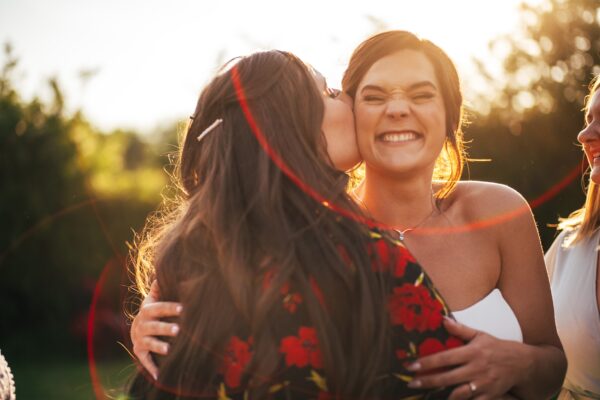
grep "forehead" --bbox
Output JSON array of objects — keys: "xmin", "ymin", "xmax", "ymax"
[
  {"xmin": 358, "ymin": 49, "xmax": 439, "ymax": 91},
  {"xmin": 588, "ymin": 89, "xmax": 600, "ymax": 114}
]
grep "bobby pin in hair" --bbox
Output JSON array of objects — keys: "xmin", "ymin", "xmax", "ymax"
[{"xmin": 197, "ymin": 118, "xmax": 223, "ymax": 142}]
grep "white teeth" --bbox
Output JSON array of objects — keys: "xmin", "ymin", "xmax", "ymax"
[{"xmin": 380, "ymin": 132, "xmax": 418, "ymax": 142}]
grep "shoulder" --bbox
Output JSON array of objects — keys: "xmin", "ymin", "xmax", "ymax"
[
  {"xmin": 453, "ymin": 180, "xmax": 526, "ymax": 205},
  {"xmin": 443, "ymin": 181, "xmax": 529, "ymax": 222}
]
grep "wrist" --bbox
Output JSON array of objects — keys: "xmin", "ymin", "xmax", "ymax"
[{"xmin": 514, "ymin": 342, "xmax": 535, "ymax": 386}]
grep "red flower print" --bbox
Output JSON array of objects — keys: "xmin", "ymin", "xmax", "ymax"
[
  {"xmin": 309, "ymin": 277, "xmax": 326, "ymax": 307},
  {"xmin": 388, "ymin": 284, "xmax": 443, "ymax": 332},
  {"xmin": 393, "ymin": 245, "xmax": 416, "ymax": 278},
  {"xmin": 418, "ymin": 336, "xmax": 464, "ymax": 358},
  {"xmin": 445, "ymin": 336, "xmax": 464, "ymax": 350},
  {"xmin": 414, "ymin": 337, "xmax": 465, "ymax": 376},
  {"xmin": 370, "ymin": 239, "xmax": 391, "ymax": 273},
  {"xmin": 279, "ymin": 326, "xmax": 323, "ymax": 369},
  {"xmin": 369, "ymin": 240, "xmax": 415, "ymax": 278},
  {"xmin": 417, "ymin": 338, "xmax": 445, "ymax": 357},
  {"xmin": 262, "ymin": 270, "xmax": 274, "ymax": 291},
  {"xmin": 219, "ymin": 336, "xmax": 253, "ymax": 388},
  {"xmin": 263, "ymin": 273, "xmax": 303, "ymax": 313},
  {"xmin": 395, "ymin": 349, "xmax": 409, "ymax": 360},
  {"xmin": 318, "ymin": 391, "xmax": 335, "ymax": 400},
  {"xmin": 279, "ymin": 282, "xmax": 303, "ymax": 313},
  {"xmin": 336, "ymin": 244, "xmax": 353, "ymax": 266}
]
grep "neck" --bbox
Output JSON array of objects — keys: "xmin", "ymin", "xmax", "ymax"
[{"xmin": 355, "ymin": 166, "xmax": 437, "ymax": 231}]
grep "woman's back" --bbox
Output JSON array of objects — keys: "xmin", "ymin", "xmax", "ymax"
[{"xmin": 130, "ymin": 228, "xmax": 461, "ymax": 399}]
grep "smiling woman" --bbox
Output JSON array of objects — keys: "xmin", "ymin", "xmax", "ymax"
[
  {"xmin": 343, "ymin": 30, "xmax": 566, "ymax": 399},
  {"xmin": 546, "ymin": 75, "xmax": 600, "ymax": 399},
  {"xmin": 353, "ymin": 50, "xmax": 448, "ymax": 182}
]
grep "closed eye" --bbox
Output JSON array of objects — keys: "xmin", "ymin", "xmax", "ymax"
[
  {"xmin": 412, "ymin": 92, "xmax": 435, "ymax": 101},
  {"xmin": 363, "ymin": 95, "xmax": 385, "ymax": 102}
]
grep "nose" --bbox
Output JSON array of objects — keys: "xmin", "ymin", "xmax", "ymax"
[
  {"xmin": 385, "ymin": 97, "xmax": 410, "ymax": 118},
  {"xmin": 577, "ymin": 122, "xmax": 599, "ymax": 145}
]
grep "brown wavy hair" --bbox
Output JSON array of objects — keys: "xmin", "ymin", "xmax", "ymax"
[
  {"xmin": 129, "ymin": 50, "xmax": 395, "ymax": 399},
  {"xmin": 342, "ymin": 30, "xmax": 466, "ymax": 198}
]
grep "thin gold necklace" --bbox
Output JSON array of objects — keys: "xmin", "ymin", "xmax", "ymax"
[{"xmin": 351, "ymin": 189, "xmax": 438, "ymax": 241}]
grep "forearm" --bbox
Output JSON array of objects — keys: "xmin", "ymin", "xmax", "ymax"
[{"xmin": 510, "ymin": 343, "xmax": 566, "ymax": 400}]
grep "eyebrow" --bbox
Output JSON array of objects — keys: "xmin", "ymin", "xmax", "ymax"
[{"xmin": 360, "ymin": 81, "xmax": 438, "ymax": 94}]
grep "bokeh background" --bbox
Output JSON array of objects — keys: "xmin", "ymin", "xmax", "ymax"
[{"xmin": 1, "ymin": 0, "xmax": 599, "ymax": 398}]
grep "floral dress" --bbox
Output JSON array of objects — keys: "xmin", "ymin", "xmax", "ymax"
[{"xmin": 214, "ymin": 229, "xmax": 462, "ymax": 400}]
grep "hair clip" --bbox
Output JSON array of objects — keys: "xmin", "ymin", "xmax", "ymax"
[{"xmin": 196, "ymin": 118, "xmax": 223, "ymax": 142}]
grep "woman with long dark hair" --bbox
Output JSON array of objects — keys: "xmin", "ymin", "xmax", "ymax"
[
  {"xmin": 128, "ymin": 50, "xmax": 461, "ymax": 399},
  {"xmin": 340, "ymin": 30, "xmax": 565, "ymax": 399}
]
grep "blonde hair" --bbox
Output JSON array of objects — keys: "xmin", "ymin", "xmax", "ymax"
[{"xmin": 558, "ymin": 74, "xmax": 600, "ymax": 245}]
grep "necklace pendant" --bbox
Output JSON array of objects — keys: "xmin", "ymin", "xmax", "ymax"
[{"xmin": 394, "ymin": 229, "xmax": 405, "ymax": 241}]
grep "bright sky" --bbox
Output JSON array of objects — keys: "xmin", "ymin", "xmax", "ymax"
[{"xmin": 0, "ymin": 0, "xmax": 543, "ymax": 134}]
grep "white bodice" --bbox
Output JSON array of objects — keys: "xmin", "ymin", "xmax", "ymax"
[
  {"xmin": 453, "ymin": 288, "xmax": 523, "ymax": 342},
  {"xmin": 546, "ymin": 229, "xmax": 600, "ymax": 398}
]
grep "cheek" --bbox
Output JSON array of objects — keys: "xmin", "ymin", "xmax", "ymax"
[
  {"xmin": 590, "ymin": 165, "xmax": 600, "ymax": 185},
  {"xmin": 584, "ymin": 148, "xmax": 594, "ymax": 164},
  {"xmin": 354, "ymin": 106, "xmax": 376, "ymax": 137},
  {"xmin": 422, "ymin": 106, "xmax": 447, "ymax": 140}
]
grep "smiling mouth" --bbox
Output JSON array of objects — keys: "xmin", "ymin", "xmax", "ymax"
[
  {"xmin": 378, "ymin": 131, "xmax": 421, "ymax": 143},
  {"xmin": 589, "ymin": 151, "xmax": 600, "ymax": 163}
]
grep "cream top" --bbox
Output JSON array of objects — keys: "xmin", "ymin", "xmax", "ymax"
[{"xmin": 545, "ymin": 229, "xmax": 600, "ymax": 398}]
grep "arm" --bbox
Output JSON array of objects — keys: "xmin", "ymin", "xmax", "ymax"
[
  {"xmin": 131, "ymin": 280, "xmax": 183, "ymax": 380},
  {"xmin": 406, "ymin": 184, "xmax": 566, "ymax": 399},
  {"xmin": 493, "ymin": 187, "xmax": 566, "ymax": 399}
]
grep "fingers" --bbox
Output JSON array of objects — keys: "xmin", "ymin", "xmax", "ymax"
[
  {"xmin": 140, "ymin": 335, "xmax": 171, "ymax": 355},
  {"xmin": 137, "ymin": 351, "xmax": 159, "ymax": 381},
  {"xmin": 139, "ymin": 320, "xmax": 180, "ymax": 338},
  {"xmin": 140, "ymin": 301, "xmax": 183, "ymax": 320},
  {"xmin": 407, "ymin": 363, "xmax": 473, "ymax": 389},
  {"xmin": 131, "ymin": 302, "xmax": 181, "ymax": 344},
  {"xmin": 447, "ymin": 382, "xmax": 503, "ymax": 400},
  {"xmin": 448, "ymin": 383, "xmax": 480, "ymax": 400},
  {"xmin": 133, "ymin": 336, "xmax": 171, "ymax": 379},
  {"xmin": 149, "ymin": 280, "xmax": 161, "ymax": 299},
  {"xmin": 443, "ymin": 317, "xmax": 479, "ymax": 341},
  {"xmin": 408, "ymin": 343, "xmax": 476, "ymax": 373}
]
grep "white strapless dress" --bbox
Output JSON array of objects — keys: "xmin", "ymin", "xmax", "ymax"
[{"xmin": 452, "ymin": 288, "xmax": 523, "ymax": 342}]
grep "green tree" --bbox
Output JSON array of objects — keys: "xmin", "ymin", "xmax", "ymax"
[
  {"xmin": 466, "ymin": 0, "xmax": 600, "ymax": 249},
  {"xmin": 0, "ymin": 44, "xmax": 164, "ymax": 360}
]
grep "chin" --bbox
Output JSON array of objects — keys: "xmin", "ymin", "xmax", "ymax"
[{"xmin": 590, "ymin": 167, "xmax": 600, "ymax": 185}]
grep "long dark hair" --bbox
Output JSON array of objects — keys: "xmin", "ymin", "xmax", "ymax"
[
  {"xmin": 342, "ymin": 30, "xmax": 466, "ymax": 199},
  {"xmin": 130, "ymin": 50, "xmax": 395, "ymax": 399}
]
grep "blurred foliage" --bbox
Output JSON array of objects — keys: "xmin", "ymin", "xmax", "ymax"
[
  {"xmin": 0, "ymin": 0, "xmax": 598, "ymax": 379},
  {"xmin": 0, "ymin": 43, "xmax": 178, "ymax": 361},
  {"xmin": 465, "ymin": 0, "xmax": 600, "ymax": 249}
]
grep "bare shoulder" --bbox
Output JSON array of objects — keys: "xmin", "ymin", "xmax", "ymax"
[{"xmin": 444, "ymin": 181, "xmax": 530, "ymax": 221}]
